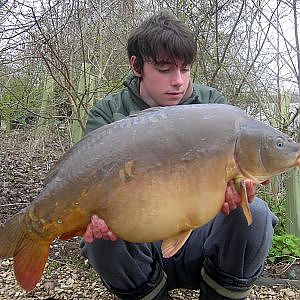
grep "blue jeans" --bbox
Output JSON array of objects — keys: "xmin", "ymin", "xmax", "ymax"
[{"xmin": 80, "ymin": 198, "xmax": 278, "ymax": 299}]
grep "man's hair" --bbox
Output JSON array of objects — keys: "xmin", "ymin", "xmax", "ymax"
[{"xmin": 127, "ymin": 11, "xmax": 197, "ymax": 73}]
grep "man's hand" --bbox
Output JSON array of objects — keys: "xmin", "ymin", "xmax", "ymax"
[
  {"xmin": 221, "ymin": 179, "xmax": 269, "ymax": 216},
  {"xmin": 83, "ymin": 215, "xmax": 118, "ymax": 243}
]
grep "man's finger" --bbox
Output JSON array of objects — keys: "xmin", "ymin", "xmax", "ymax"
[
  {"xmin": 221, "ymin": 202, "xmax": 230, "ymax": 215},
  {"xmin": 83, "ymin": 223, "xmax": 94, "ymax": 243},
  {"xmin": 98, "ymin": 218, "xmax": 110, "ymax": 233},
  {"xmin": 90, "ymin": 215, "xmax": 104, "ymax": 238},
  {"xmin": 245, "ymin": 179, "xmax": 256, "ymax": 202},
  {"xmin": 107, "ymin": 231, "xmax": 118, "ymax": 241},
  {"xmin": 92, "ymin": 226, "xmax": 103, "ymax": 239},
  {"xmin": 90, "ymin": 215, "xmax": 118, "ymax": 241},
  {"xmin": 226, "ymin": 181, "xmax": 241, "ymax": 205}
]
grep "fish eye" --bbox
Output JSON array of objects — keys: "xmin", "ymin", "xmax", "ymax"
[{"xmin": 276, "ymin": 138, "xmax": 284, "ymax": 148}]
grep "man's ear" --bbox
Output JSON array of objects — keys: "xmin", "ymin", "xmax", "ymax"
[{"xmin": 130, "ymin": 56, "xmax": 142, "ymax": 77}]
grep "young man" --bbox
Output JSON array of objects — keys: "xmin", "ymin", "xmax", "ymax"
[{"xmin": 80, "ymin": 12, "xmax": 278, "ymax": 300}]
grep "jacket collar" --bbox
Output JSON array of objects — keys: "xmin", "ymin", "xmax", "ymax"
[{"xmin": 123, "ymin": 73, "xmax": 199, "ymax": 107}]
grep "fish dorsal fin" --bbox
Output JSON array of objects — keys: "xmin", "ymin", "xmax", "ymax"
[
  {"xmin": 161, "ymin": 230, "xmax": 192, "ymax": 258},
  {"xmin": 234, "ymin": 178, "xmax": 253, "ymax": 225},
  {"xmin": 129, "ymin": 107, "xmax": 165, "ymax": 118},
  {"xmin": 44, "ymin": 125, "xmax": 111, "ymax": 185},
  {"xmin": 43, "ymin": 152, "xmax": 68, "ymax": 185}
]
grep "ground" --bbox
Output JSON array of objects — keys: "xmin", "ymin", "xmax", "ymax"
[{"xmin": 0, "ymin": 129, "xmax": 299, "ymax": 299}]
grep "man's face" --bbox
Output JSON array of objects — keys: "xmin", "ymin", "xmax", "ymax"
[{"xmin": 131, "ymin": 56, "xmax": 192, "ymax": 106}]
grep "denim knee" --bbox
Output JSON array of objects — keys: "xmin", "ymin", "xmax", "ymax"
[
  {"xmin": 202, "ymin": 197, "xmax": 278, "ymax": 289},
  {"xmin": 80, "ymin": 237, "xmax": 168, "ymax": 300}
]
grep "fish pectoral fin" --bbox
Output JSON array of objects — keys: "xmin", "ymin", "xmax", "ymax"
[
  {"xmin": 161, "ymin": 230, "xmax": 192, "ymax": 258},
  {"xmin": 234, "ymin": 178, "xmax": 253, "ymax": 226},
  {"xmin": 59, "ymin": 228, "xmax": 86, "ymax": 240}
]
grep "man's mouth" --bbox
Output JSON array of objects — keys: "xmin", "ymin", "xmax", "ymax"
[
  {"xmin": 166, "ymin": 92, "xmax": 183, "ymax": 97},
  {"xmin": 167, "ymin": 91, "xmax": 183, "ymax": 95}
]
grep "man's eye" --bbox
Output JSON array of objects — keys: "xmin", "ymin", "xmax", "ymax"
[
  {"xmin": 158, "ymin": 69, "xmax": 170, "ymax": 73},
  {"xmin": 181, "ymin": 68, "xmax": 190, "ymax": 73}
]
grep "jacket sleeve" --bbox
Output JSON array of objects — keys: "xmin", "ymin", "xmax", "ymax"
[
  {"xmin": 85, "ymin": 98, "xmax": 114, "ymax": 134},
  {"xmin": 192, "ymin": 84, "xmax": 229, "ymax": 104}
]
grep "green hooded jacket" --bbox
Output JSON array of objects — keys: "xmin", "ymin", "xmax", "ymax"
[{"xmin": 86, "ymin": 74, "xmax": 228, "ymax": 134}]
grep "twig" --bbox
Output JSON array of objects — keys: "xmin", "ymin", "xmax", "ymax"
[
  {"xmin": 48, "ymin": 258, "xmax": 67, "ymax": 266},
  {"xmin": 0, "ymin": 203, "xmax": 29, "ymax": 207},
  {"xmin": 279, "ymin": 257, "xmax": 299, "ymax": 275}
]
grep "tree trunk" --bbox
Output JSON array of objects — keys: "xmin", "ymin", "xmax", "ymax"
[
  {"xmin": 35, "ymin": 75, "xmax": 54, "ymax": 140},
  {"xmin": 71, "ymin": 63, "xmax": 95, "ymax": 144},
  {"xmin": 286, "ymin": 169, "xmax": 300, "ymax": 237},
  {"xmin": 286, "ymin": 0, "xmax": 300, "ymax": 237}
]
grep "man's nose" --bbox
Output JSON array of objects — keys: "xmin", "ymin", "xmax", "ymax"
[{"xmin": 171, "ymin": 70, "xmax": 184, "ymax": 86}]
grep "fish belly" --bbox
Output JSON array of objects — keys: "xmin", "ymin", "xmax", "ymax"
[{"xmin": 97, "ymin": 157, "xmax": 228, "ymax": 243}]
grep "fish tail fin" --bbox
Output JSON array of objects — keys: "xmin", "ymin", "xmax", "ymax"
[
  {"xmin": 0, "ymin": 213, "xmax": 25, "ymax": 258},
  {"xmin": 0, "ymin": 214, "xmax": 50, "ymax": 291}
]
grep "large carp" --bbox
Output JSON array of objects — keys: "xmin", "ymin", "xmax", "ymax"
[{"xmin": 0, "ymin": 104, "xmax": 300, "ymax": 291}]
